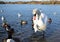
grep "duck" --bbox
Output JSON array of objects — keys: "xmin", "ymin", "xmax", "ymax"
[
  {"xmin": 48, "ymin": 18, "xmax": 52, "ymax": 24},
  {"xmin": 20, "ymin": 20, "xmax": 27, "ymax": 25}
]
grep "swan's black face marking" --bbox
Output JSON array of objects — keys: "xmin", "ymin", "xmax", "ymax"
[{"xmin": 33, "ymin": 14, "xmax": 36, "ymax": 16}]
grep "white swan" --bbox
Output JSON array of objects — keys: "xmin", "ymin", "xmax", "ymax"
[
  {"xmin": 37, "ymin": 13, "xmax": 48, "ymax": 32},
  {"xmin": 32, "ymin": 9, "xmax": 48, "ymax": 32}
]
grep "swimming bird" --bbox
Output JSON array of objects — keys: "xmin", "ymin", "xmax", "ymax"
[
  {"xmin": 32, "ymin": 9, "xmax": 48, "ymax": 37},
  {"xmin": 17, "ymin": 13, "xmax": 21, "ymax": 18},
  {"xmin": 1, "ymin": 16, "xmax": 8, "ymax": 28},
  {"xmin": 6, "ymin": 28, "xmax": 15, "ymax": 42},
  {"xmin": 1, "ymin": 16, "xmax": 15, "ymax": 42},
  {"xmin": 20, "ymin": 20, "xmax": 27, "ymax": 25},
  {"xmin": 1, "ymin": 16, "xmax": 4, "ymax": 21},
  {"xmin": 48, "ymin": 18, "xmax": 52, "ymax": 24}
]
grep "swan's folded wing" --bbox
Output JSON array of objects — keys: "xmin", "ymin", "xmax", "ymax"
[{"xmin": 37, "ymin": 24, "xmax": 46, "ymax": 31}]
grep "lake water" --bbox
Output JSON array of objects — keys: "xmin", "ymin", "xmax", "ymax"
[{"xmin": 0, "ymin": 4, "xmax": 60, "ymax": 42}]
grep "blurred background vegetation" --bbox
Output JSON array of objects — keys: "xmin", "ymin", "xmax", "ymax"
[{"xmin": 0, "ymin": 0, "xmax": 60, "ymax": 4}]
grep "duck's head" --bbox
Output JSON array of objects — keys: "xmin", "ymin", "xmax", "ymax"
[
  {"xmin": 48, "ymin": 18, "xmax": 52, "ymax": 24},
  {"xmin": 2, "ymin": 23, "xmax": 11, "ymax": 28}
]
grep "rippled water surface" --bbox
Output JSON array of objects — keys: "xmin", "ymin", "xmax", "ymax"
[{"xmin": 0, "ymin": 4, "xmax": 60, "ymax": 42}]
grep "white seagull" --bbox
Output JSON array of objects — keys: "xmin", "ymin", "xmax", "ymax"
[
  {"xmin": 18, "ymin": 13, "xmax": 21, "ymax": 18},
  {"xmin": 1, "ymin": 16, "xmax": 4, "ymax": 21}
]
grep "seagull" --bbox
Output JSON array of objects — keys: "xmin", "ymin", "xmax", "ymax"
[
  {"xmin": 1, "ymin": 16, "xmax": 4, "ymax": 21},
  {"xmin": 17, "ymin": 13, "xmax": 21, "ymax": 18}
]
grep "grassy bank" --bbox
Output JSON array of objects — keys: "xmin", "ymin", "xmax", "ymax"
[{"xmin": 0, "ymin": 1, "xmax": 60, "ymax": 4}]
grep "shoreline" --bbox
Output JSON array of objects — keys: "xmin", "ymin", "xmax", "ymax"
[{"xmin": 0, "ymin": 1, "xmax": 60, "ymax": 4}]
